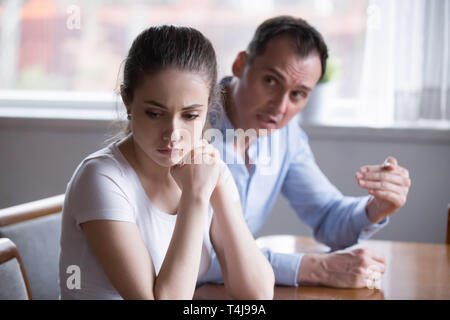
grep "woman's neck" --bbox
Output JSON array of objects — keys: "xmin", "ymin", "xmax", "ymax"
[{"xmin": 118, "ymin": 135, "xmax": 173, "ymax": 185}]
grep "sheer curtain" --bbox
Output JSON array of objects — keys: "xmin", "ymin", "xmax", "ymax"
[{"xmin": 359, "ymin": 0, "xmax": 450, "ymax": 126}]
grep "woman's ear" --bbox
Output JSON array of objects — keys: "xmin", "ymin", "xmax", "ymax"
[
  {"xmin": 120, "ymin": 84, "xmax": 130, "ymax": 107},
  {"xmin": 231, "ymin": 51, "xmax": 248, "ymax": 78}
]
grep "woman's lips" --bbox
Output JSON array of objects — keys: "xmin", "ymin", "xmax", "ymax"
[{"xmin": 157, "ymin": 148, "xmax": 183, "ymax": 157}]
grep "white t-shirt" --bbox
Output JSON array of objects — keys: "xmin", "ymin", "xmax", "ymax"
[{"xmin": 59, "ymin": 139, "xmax": 214, "ymax": 300}]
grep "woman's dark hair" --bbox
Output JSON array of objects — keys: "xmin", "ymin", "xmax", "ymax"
[
  {"xmin": 106, "ymin": 25, "xmax": 220, "ymax": 145},
  {"xmin": 246, "ymin": 16, "xmax": 329, "ymax": 81},
  {"xmin": 122, "ymin": 25, "xmax": 218, "ymax": 104}
]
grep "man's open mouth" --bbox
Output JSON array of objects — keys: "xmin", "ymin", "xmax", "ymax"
[{"xmin": 256, "ymin": 113, "xmax": 278, "ymax": 128}]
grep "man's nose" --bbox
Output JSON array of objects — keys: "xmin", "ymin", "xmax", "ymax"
[{"xmin": 270, "ymin": 93, "xmax": 289, "ymax": 115}]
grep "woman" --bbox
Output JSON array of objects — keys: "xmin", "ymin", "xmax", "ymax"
[{"xmin": 59, "ymin": 25, "xmax": 274, "ymax": 300}]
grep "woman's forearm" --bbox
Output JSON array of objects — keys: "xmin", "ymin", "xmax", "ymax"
[
  {"xmin": 211, "ymin": 187, "xmax": 275, "ymax": 300},
  {"xmin": 153, "ymin": 191, "xmax": 209, "ymax": 299}
]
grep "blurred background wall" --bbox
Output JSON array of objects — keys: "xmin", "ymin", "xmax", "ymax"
[
  {"xmin": 1, "ymin": 116, "xmax": 449, "ymax": 244},
  {"xmin": 1, "ymin": 0, "xmax": 449, "ymax": 244}
]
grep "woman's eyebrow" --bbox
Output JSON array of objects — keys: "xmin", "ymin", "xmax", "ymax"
[
  {"xmin": 143, "ymin": 100, "xmax": 203, "ymax": 110},
  {"xmin": 181, "ymin": 104, "xmax": 204, "ymax": 110},
  {"xmin": 144, "ymin": 100, "xmax": 167, "ymax": 109}
]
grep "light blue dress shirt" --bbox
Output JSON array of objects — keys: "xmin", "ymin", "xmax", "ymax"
[{"xmin": 200, "ymin": 101, "xmax": 388, "ymax": 287}]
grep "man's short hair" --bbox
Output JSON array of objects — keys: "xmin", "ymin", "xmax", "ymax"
[{"xmin": 246, "ymin": 15, "xmax": 329, "ymax": 81}]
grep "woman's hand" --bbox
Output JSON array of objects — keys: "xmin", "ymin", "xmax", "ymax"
[{"xmin": 170, "ymin": 140, "xmax": 222, "ymax": 199}]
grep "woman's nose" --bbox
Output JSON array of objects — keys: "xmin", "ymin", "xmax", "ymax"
[
  {"xmin": 162, "ymin": 120, "xmax": 182, "ymax": 143},
  {"xmin": 169, "ymin": 129, "xmax": 181, "ymax": 143},
  {"xmin": 162, "ymin": 130, "xmax": 179, "ymax": 143}
]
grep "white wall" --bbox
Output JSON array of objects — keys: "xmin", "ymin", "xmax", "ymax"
[
  {"xmin": 1, "ymin": 116, "xmax": 449, "ymax": 244},
  {"xmin": 0, "ymin": 117, "xmax": 114, "ymax": 206},
  {"xmin": 257, "ymin": 124, "xmax": 450, "ymax": 244}
]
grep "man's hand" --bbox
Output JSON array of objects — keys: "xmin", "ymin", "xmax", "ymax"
[
  {"xmin": 356, "ymin": 156, "xmax": 411, "ymax": 224},
  {"xmin": 297, "ymin": 247, "xmax": 386, "ymax": 288}
]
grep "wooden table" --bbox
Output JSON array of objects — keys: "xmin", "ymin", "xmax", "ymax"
[{"xmin": 194, "ymin": 235, "xmax": 450, "ymax": 300}]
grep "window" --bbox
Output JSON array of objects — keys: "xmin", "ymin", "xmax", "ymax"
[{"xmin": 0, "ymin": 0, "xmax": 369, "ymax": 121}]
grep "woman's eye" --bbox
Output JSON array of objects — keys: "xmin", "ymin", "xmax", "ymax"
[
  {"xmin": 183, "ymin": 113, "xmax": 200, "ymax": 120},
  {"xmin": 146, "ymin": 110, "xmax": 162, "ymax": 119}
]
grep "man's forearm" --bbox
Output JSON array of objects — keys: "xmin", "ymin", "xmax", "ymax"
[
  {"xmin": 260, "ymin": 248, "xmax": 304, "ymax": 286},
  {"xmin": 296, "ymin": 253, "xmax": 325, "ymax": 286},
  {"xmin": 365, "ymin": 195, "xmax": 385, "ymax": 224}
]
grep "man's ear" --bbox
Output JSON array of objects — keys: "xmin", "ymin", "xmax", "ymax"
[{"xmin": 232, "ymin": 51, "xmax": 248, "ymax": 78}]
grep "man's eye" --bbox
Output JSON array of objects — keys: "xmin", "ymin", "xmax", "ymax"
[
  {"xmin": 146, "ymin": 111, "xmax": 162, "ymax": 119},
  {"xmin": 264, "ymin": 76, "xmax": 276, "ymax": 86},
  {"xmin": 292, "ymin": 91, "xmax": 307, "ymax": 100}
]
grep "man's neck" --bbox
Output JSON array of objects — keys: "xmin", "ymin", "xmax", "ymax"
[
  {"xmin": 223, "ymin": 77, "xmax": 253, "ymax": 171},
  {"xmin": 224, "ymin": 78, "xmax": 253, "ymax": 150},
  {"xmin": 223, "ymin": 78, "xmax": 239, "ymax": 129}
]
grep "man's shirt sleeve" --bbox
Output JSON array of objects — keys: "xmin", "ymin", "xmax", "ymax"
[
  {"xmin": 280, "ymin": 123, "xmax": 388, "ymax": 251},
  {"xmin": 198, "ymin": 247, "xmax": 304, "ymax": 287}
]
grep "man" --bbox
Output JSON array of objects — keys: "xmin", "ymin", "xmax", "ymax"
[{"xmin": 202, "ymin": 16, "xmax": 411, "ymax": 288}]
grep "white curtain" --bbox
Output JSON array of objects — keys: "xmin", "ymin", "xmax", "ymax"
[{"xmin": 359, "ymin": 0, "xmax": 450, "ymax": 126}]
